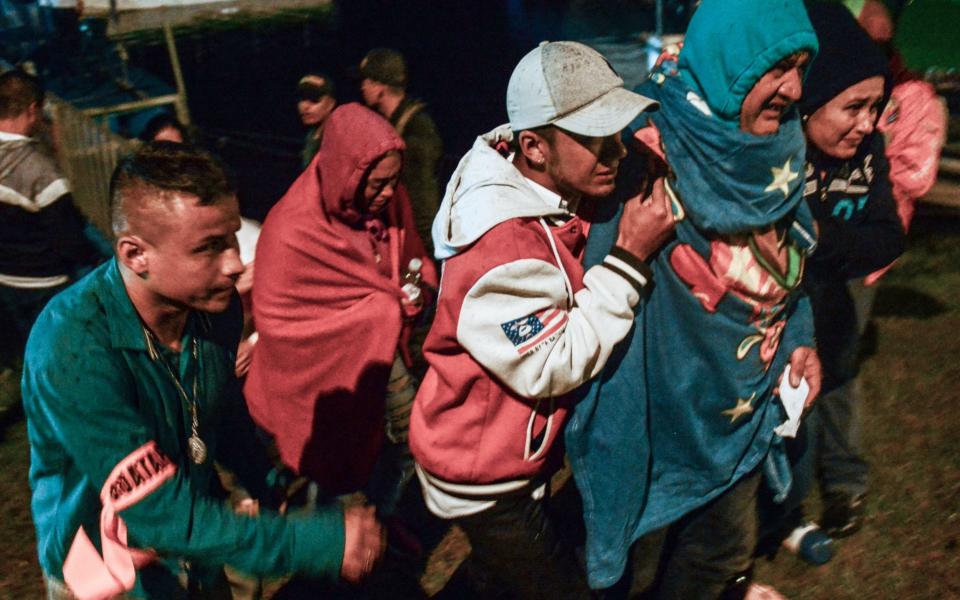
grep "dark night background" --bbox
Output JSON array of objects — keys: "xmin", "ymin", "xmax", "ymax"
[{"xmin": 124, "ymin": 0, "xmax": 694, "ymax": 221}]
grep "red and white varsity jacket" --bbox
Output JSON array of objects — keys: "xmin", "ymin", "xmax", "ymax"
[{"xmin": 409, "ymin": 126, "xmax": 651, "ymax": 499}]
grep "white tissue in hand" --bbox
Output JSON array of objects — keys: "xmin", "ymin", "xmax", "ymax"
[{"xmin": 774, "ymin": 364, "xmax": 809, "ymax": 438}]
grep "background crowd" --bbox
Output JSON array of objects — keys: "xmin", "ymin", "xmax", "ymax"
[{"xmin": 0, "ymin": 0, "xmax": 953, "ymax": 598}]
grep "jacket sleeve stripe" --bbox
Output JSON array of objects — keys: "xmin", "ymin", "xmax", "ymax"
[
  {"xmin": 0, "ymin": 178, "xmax": 69, "ymax": 212},
  {"xmin": 602, "ymin": 249, "xmax": 652, "ymax": 294}
]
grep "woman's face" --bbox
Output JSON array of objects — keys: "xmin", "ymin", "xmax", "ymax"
[
  {"xmin": 805, "ymin": 76, "xmax": 885, "ymax": 160},
  {"xmin": 361, "ymin": 151, "xmax": 402, "ymax": 214}
]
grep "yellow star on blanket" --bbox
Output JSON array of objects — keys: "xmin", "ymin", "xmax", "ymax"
[
  {"xmin": 721, "ymin": 393, "xmax": 756, "ymax": 424},
  {"xmin": 764, "ymin": 158, "xmax": 799, "ymax": 198}
]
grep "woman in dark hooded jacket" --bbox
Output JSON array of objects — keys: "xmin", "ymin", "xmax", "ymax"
[{"xmin": 792, "ymin": 2, "xmax": 904, "ymax": 539}]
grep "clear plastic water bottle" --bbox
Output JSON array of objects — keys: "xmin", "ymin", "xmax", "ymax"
[
  {"xmin": 782, "ymin": 522, "xmax": 835, "ymax": 565},
  {"xmin": 402, "ymin": 258, "xmax": 423, "ymax": 304}
]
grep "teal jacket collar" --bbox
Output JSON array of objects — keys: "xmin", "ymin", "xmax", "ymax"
[
  {"xmin": 102, "ymin": 260, "xmax": 150, "ymax": 351},
  {"xmin": 100, "ymin": 259, "xmax": 210, "ymax": 353}
]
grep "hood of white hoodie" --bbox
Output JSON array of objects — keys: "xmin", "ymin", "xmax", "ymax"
[{"xmin": 431, "ymin": 124, "xmax": 572, "ymax": 260}]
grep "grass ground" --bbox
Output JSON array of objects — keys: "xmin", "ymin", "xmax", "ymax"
[
  {"xmin": 752, "ymin": 209, "xmax": 960, "ymax": 599},
  {"xmin": 1, "ymin": 208, "xmax": 958, "ymax": 599}
]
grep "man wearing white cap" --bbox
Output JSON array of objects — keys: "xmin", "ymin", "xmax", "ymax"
[{"xmin": 408, "ymin": 41, "xmax": 674, "ymax": 598}]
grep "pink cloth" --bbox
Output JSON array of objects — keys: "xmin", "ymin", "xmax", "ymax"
[
  {"xmin": 62, "ymin": 442, "xmax": 173, "ymax": 599},
  {"xmin": 244, "ymin": 103, "xmax": 436, "ymax": 495},
  {"xmin": 866, "ymin": 80, "xmax": 947, "ymax": 285}
]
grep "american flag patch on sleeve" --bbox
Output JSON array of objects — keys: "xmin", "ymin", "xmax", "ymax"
[{"xmin": 500, "ymin": 307, "xmax": 569, "ymax": 354}]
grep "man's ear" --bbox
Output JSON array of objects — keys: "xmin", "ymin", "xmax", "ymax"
[
  {"xmin": 373, "ymin": 82, "xmax": 387, "ymax": 104},
  {"xmin": 116, "ymin": 235, "xmax": 149, "ymax": 278},
  {"xmin": 321, "ymin": 95, "xmax": 337, "ymax": 116},
  {"xmin": 22, "ymin": 102, "xmax": 42, "ymax": 133},
  {"xmin": 516, "ymin": 130, "xmax": 547, "ymax": 168}
]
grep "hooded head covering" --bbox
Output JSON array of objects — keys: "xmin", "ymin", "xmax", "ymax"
[
  {"xmin": 314, "ymin": 103, "xmax": 406, "ymax": 224},
  {"xmin": 635, "ymin": 0, "xmax": 819, "ymax": 234},
  {"xmin": 678, "ymin": 0, "xmax": 819, "ymax": 123},
  {"xmin": 569, "ymin": 1, "xmax": 822, "ymax": 586},
  {"xmin": 796, "ymin": 2, "xmax": 891, "ymax": 118},
  {"xmin": 244, "ymin": 103, "xmax": 437, "ymax": 494}
]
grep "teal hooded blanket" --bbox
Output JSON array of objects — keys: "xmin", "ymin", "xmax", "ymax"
[{"xmin": 566, "ymin": 0, "xmax": 820, "ymax": 588}]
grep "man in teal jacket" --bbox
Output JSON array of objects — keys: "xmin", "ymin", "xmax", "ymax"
[{"xmin": 23, "ymin": 142, "xmax": 383, "ymax": 598}]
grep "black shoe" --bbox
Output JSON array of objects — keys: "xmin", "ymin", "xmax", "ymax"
[{"xmin": 819, "ymin": 492, "xmax": 866, "ymax": 538}]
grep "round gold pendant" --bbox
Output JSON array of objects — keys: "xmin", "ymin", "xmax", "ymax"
[{"xmin": 188, "ymin": 435, "xmax": 207, "ymax": 464}]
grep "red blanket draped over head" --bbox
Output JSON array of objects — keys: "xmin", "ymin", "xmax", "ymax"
[{"xmin": 244, "ymin": 103, "xmax": 437, "ymax": 495}]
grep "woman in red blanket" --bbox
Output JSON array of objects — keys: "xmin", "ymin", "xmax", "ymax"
[{"xmin": 244, "ymin": 103, "xmax": 437, "ymax": 514}]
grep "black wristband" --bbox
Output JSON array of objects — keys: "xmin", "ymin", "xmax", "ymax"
[{"xmin": 602, "ymin": 246, "xmax": 653, "ymax": 294}]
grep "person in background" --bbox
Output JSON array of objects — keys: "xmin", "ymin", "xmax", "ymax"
[
  {"xmin": 0, "ymin": 68, "xmax": 109, "ymax": 354},
  {"xmin": 846, "ymin": 0, "xmax": 947, "ymax": 283},
  {"xmin": 409, "ymin": 41, "xmax": 670, "ymax": 599},
  {"xmin": 233, "ymin": 216, "xmax": 260, "ymax": 378},
  {"xmin": 566, "ymin": 0, "xmax": 822, "ymax": 596},
  {"xmin": 244, "ymin": 103, "xmax": 437, "ymax": 528},
  {"xmin": 138, "ymin": 112, "xmax": 190, "ymax": 145},
  {"xmin": 22, "ymin": 142, "xmax": 383, "ymax": 599},
  {"xmin": 792, "ymin": 1, "xmax": 906, "ymax": 540},
  {"xmin": 359, "ymin": 48, "xmax": 442, "ymax": 253},
  {"xmin": 296, "ymin": 72, "xmax": 337, "ymax": 168}
]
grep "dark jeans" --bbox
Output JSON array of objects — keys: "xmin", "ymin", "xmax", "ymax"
[
  {"xmin": 755, "ymin": 279, "xmax": 875, "ymax": 549},
  {"xmin": 364, "ymin": 354, "xmax": 418, "ymax": 517},
  {"xmin": 815, "ymin": 279, "xmax": 874, "ymax": 498},
  {"xmin": 756, "ymin": 426, "xmax": 817, "ymax": 555},
  {"xmin": 604, "ymin": 469, "xmax": 762, "ymax": 600},
  {"xmin": 813, "ymin": 380, "xmax": 869, "ymax": 497},
  {"xmin": 456, "ymin": 485, "xmax": 591, "ymax": 600}
]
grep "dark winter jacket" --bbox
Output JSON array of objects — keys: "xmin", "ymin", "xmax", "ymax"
[{"xmin": 803, "ymin": 134, "xmax": 904, "ymax": 389}]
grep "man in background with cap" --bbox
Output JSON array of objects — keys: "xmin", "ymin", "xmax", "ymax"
[
  {"xmin": 359, "ymin": 48, "xmax": 442, "ymax": 252},
  {"xmin": 296, "ymin": 72, "xmax": 336, "ymax": 168},
  {"xmin": 408, "ymin": 41, "xmax": 673, "ymax": 599}
]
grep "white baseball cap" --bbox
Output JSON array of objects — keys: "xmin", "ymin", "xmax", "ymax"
[{"xmin": 507, "ymin": 41, "xmax": 658, "ymax": 137}]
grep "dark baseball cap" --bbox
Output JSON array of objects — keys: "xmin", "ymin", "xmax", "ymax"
[
  {"xmin": 358, "ymin": 48, "xmax": 408, "ymax": 88},
  {"xmin": 297, "ymin": 73, "xmax": 335, "ymax": 102}
]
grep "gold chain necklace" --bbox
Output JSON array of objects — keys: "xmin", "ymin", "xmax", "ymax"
[{"xmin": 143, "ymin": 328, "xmax": 208, "ymax": 465}]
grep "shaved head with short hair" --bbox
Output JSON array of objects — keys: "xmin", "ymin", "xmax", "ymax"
[
  {"xmin": 111, "ymin": 142, "xmax": 244, "ymax": 320},
  {"xmin": 110, "ymin": 142, "xmax": 236, "ymax": 239},
  {"xmin": 0, "ymin": 69, "xmax": 44, "ymax": 120}
]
